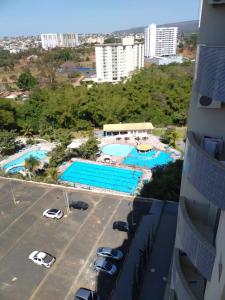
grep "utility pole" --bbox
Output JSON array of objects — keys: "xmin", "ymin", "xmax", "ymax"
[
  {"xmin": 129, "ymin": 201, "xmax": 135, "ymax": 226},
  {"xmin": 64, "ymin": 191, "xmax": 70, "ymax": 216},
  {"xmin": 9, "ymin": 180, "xmax": 18, "ymax": 205}
]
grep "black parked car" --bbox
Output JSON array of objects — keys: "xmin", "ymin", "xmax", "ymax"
[
  {"xmin": 74, "ymin": 288, "xmax": 99, "ymax": 300},
  {"xmin": 112, "ymin": 221, "xmax": 131, "ymax": 232},
  {"xmin": 69, "ymin": 201, "xmax": 89, "ymax": 210}
]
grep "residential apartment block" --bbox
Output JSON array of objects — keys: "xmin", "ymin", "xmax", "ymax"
[
  {"xmin": 144, "ymin": 24, "xmax": 177, "ymax": 57},
  {"xmin": 170, "ymin": 1, "xmax": 225, "ymax": 300},
  {"xmin": 41, "ymin": 33, "xmax": 79, "ymax": 49},
  {"xmin": 95, "ymin": 37, "xmax": 144, "ymax": 82}
]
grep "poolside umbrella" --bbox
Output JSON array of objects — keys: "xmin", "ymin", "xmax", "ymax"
[{"xmin": 137, "ymin": 144, "xmax": 152, "ymax": 152}]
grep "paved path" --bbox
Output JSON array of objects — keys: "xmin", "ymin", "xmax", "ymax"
[{"xmin": 139, "ymin": 202, "xmax": 178, "ymax": 300}]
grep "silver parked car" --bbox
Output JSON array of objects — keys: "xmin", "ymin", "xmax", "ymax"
[
  {"xmin": 43, "ymin": 208, "xmax": 63, "ymax": 219},
  {"xmin": 96, "ymin": 247, "xmax": 123, "ymax": 261},
  {"xmin": 93, "ymin": 258, "xmax": 117, "ymax": 276},
  {"xmin": 28, "ymin": 251, "xmax": 56, "ymax": 268}
]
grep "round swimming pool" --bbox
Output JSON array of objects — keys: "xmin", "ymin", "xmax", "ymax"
[{"xmin": 102, "ymin": 144, "xmax": 134, "ymax": 157}]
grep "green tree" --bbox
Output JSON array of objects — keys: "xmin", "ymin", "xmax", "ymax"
[
  {"xmin": 0, "ymin": 130, "xmax": 19, "ymax": 156},
  {"xmin": 161, "ymin": 128, "xmax": 178, "ymax": 148},
  {"xmin": 140, "ymin": 160, "xmax": 183, "ymax": 201},
  {"xmin": 0, "ymin": 98, "xmax": 17, "ymax": 130},
  {"xmin": 78, "ymin": 136, "xmax": 99, "ymax": 159},
  {"xmin": 24, "ymin": 156, "xmax": 40, "ymax": 177},
  {"xmin": 17, "ymin": 69, "xmax": 37, "ymax": 90},
  {"xmin": 46, "ymin": 167, "xmax": 58, "ymax": 183},
  {"xmin": 49, "ymin": 145, "xmax": 67, "ymax": 168}
]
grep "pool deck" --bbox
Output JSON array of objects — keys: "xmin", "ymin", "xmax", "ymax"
[{"xmin": 99, "ymin": 134, "xmax": 181, "ymax": 160}]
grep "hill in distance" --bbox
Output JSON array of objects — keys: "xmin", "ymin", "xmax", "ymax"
[{"xmin": 113, "ymin": 20, "xmax": 198, "ymax": 36}]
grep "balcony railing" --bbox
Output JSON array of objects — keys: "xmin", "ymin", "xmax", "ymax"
[
  {"xmin": 195, "ymin": 45, "xmax": 225, "ymax": 102},
  {"xmin": 185, "ymin": 131, "xmax": 225, "ymax": 209},
  {"xmin": 177, "ymin": 197, "xmax": 216, "ymax": 280},
  {"xmin": 173, "ymin": 249, "xmax": 205, "ymax": 300}
]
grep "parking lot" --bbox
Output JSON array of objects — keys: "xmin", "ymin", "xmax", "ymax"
[{"xmin": 0, "ymin": 178, "xmax": 151, "ymax": 300}]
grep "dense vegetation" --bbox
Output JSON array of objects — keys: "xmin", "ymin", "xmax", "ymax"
[
  {"xmin": 140, "ymin": 160, "xmax": 183, "ymax": 201},
  {"xmin": 0, "ymin": 63, "xmax": 193, "ymax": 136}
]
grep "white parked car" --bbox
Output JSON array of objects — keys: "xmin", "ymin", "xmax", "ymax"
[
  {"xmin": 29, "ymin": 251, "xmax": 56, "ymax": 268},
  {"xmin": 43, "ymin": 208, "xmax": 63, "ymax": 219}
]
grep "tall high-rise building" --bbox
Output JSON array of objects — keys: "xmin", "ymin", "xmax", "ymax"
[
  {"xmin": 144, "ymin": 24, "xmax": 178, "ymax": 58},
  {"xmin": 95, "ymin": 37, "xmax": 144, "ymax": 83},
  {"xmin": 41, "ymin": 33, "xmax": 79, "ymax": 50},
  {"xmin": 170, "ymin": 1, "xmax": 225, "ymax": 300}
]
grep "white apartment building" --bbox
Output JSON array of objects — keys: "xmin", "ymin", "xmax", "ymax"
[
  {"xmin": 144, "ymin": 24, "xmax": 178, "ymax": 57},
  {"xmin": 41, "ymin": 33, "xmax": 79, "ymax": 50},
  {"xmin": 170, "ymin": 1, "xmax": 225, "ymax": 300},
  {"xmin": 95, "ymin": 37, "xmax": 144, "ymax": 82}
]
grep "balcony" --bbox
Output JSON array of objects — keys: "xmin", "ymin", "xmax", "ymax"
[
  {"xmin": 177, "ymin": 197, "xmax": 216, "ymax": 280},
  {"xmin": 195, "ymin": 45, "xmax": 225, "ymax": 102},
  {"xmin": 185, "ymin": 131, "xmax": 225, "ymax": 209},
  {"xmin": 173, "ymin": 249, "xmax": 205, "ymax": 300}
]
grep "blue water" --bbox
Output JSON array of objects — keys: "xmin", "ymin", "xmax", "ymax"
[
  {"xmin": 102, "ymin": 144, "xmax": 134, "ymax": 157},
  {"xmin": 123, "ymin": 148, "xmax": 173, "ymax": 169},
  {"xmin": 59, "ymin": 161, "xmax": 143, "ymax": 194},
  {"xmin": 8, "ymin": 166, "xmax": 25, "ymax": 174},
  {"xmin": 3, "ymin": 150, "xmax": 48, "ymax": 171}
]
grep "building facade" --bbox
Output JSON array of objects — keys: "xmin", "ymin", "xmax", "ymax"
[
  {"xmin": 144, "ymin": 24, "xmax": 178, "ymax": 58},
  {"xmin": 103, "ymin": 122, "xmax": 154, "ymax": 136},
  {"xmin": 171, "ymin": 1, "xmax": 225, "ymax": 300},
  {"xmin": 41, "ymin": 33, "xmax": 79, "ymax": 49},
  {"xmin": 95, "ymin": 37, "xmax": 144, "ymax": 82}
]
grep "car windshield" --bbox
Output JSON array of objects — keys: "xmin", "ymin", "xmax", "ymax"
[
  {"xmin": 49, "ymin": 209, "xmax": 58, "ymax": 213},
  {"xmin": 43, "ymin": 254, "xmax": 53, "ymax": 263},
  {"xmin": 105, "ymin": 262, "xmax": 112, "ymax": 270}
]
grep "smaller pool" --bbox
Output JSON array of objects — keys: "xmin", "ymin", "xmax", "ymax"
[
  {"xmin": 123, "ymin": 148, "xmax": 173, "ymax": 169},
  {"xmin": 102, "ymin": 144, "xmax": 134, "ymax": 157},
  {"xmin": 3, "ymin": 150, "xmax": 48, "ymax": 172}
]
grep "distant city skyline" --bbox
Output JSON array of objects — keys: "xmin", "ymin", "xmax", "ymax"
[{"xmin": 0, "ymin": 0, "xmax": 200, "ymax": 37}]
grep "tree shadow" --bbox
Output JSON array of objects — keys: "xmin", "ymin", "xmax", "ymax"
[{"xmin": 95, "ymin": 196, "xmax": 152, "ymax": 300}]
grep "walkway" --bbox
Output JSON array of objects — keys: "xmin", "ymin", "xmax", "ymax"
[{"xmin": 139, "ymin": 202, "xmax": 178, "ymax": 300}]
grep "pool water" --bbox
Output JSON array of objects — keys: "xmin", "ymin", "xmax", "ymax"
[
  {"xmin": 123, "ymin": 148, "xmax": 173, "ymax": 169},
  {"xmin": 59, "ymin": 161, "xmax": 143, "ymax": 194},
  {"xmin": 101, "ymin": 144, "xmax": 173, "ymax": 169},
  {"xmin": 102, "ymin": 144, "xmax": 134, "ymax": 157},
  {"xmin": 3, "ymin": 150, "xmax": 48, "ymax": 172}
]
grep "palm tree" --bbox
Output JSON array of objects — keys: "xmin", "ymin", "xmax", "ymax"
[
  {"xmin": 46, "ymin": 167, "xmax": 58, "ymax": 183},
  {"xmin": 21, "ymin": 125, "xmax": 34, "ymax": 137},
  {"xmin": 24, "ymin": 156, "xmax": 40, "ymax": 178}
]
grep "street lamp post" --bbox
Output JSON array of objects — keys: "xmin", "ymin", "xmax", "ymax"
[
  {"xmin": 64, "ymin": 191, "xmax": 70, "ymax": 216},
  {"xmin": 129, "ymin": 201, "xmax": 135, "ymax": 226},
  {"xmin": 9, "ymin": 180, "xmax": 18, "ymax": 205}
]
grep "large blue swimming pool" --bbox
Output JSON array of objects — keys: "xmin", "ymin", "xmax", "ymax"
[
  {"xmin": 123, "ymin": 148, "xmax": 173, "ymax": 168},
  {"xmin": 59, "ymin": 161, "xmax": 143, "ymax": 194},
  {"xmin": 3, "ymin": 150, "xmax": 48, "ymax": 173}
]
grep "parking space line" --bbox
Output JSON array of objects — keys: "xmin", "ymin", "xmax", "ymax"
[
  {"xmin": 0, "ymin": 188, "xmax": 53, "ymax": 239},
  {"xmin": 63, "ymin": 199, "xmax": 122, "ymax": 300},
  {"xmin": 0, "ymin": 194, "xmax": 68, "ymax": 262},
  {"xmin": 28, "ymin": 198, "xmax": 105, "ymax": 300}
]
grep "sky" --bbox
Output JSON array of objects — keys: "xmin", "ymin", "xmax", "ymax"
[{"xmin": 0, "ymin": 0, "xmax": 200, "ymax": 37}]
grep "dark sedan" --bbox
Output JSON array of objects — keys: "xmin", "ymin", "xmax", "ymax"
[{"xmin": 69, "ymin": 201, "xmax": 89, "ymax": 210}]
